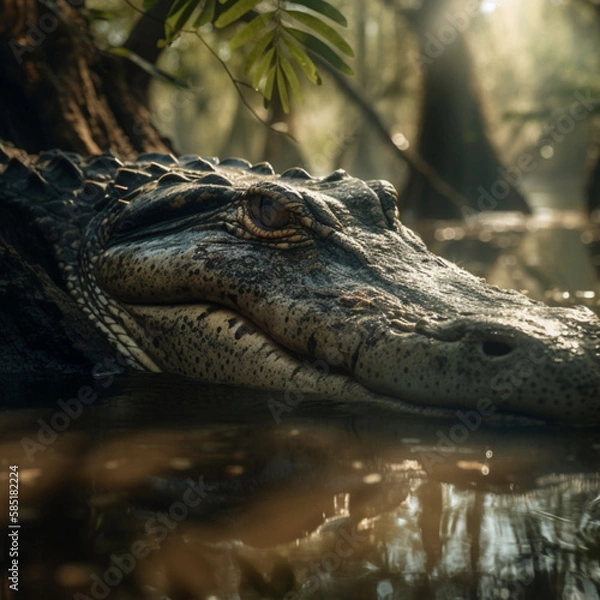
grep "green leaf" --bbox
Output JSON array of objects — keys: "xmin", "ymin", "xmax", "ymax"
[
  {"xmin": 279, "ymin": 54, "xmax": 302, "ymax": 103},
  {"xmin": 143, "ymin": 0, "xmax": 161, "ymax": 9},
  {"xmin": 285, "ymin": 10, "xmax": 353, "ymax": 56},
  {"xmin": 276, "ymin": 64, "xmax": 290, "ymax": 113},
  {"xmin": 166, "ymin": 0, "xmax": 190, "ymax": 20},
  {"xmin": 263, "ymin": 65, "xmax": 277, "ymax": 105},
  {"xmin": 243, "ymin": 29, "xmax": 275, "ymax": 75},
  {"xmin": 193, "ymin": 0, "xmax": 216, "ymax": 27},
  {"xmin": 288, "ymin": 27, "xmax": 354, "ymax": 75},
  {"xmin": 215, "ymin": 0, "xmax": 263, "ymax": 28},
  {"xmin": 253, "ymin": 46, "xmax": 275, "ymax": 89},
  {"xmin": 288, "ymin": 0, "xmax": 346, "ymax": 26},
  {"xmin": 165, "ymin": 0, "xmax": 200, "ymax": 42},
  {"xmin": 282, "ymin": 34, "xmax": 321, "ymax": 85},
  {"xmin": 230, "ymin": 11, "xmax": 274, "ymax": 50}
]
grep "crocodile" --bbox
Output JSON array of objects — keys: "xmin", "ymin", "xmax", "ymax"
[{"xmin": 1, "ymin": 148, "xmax": 600, "ymax": 423}]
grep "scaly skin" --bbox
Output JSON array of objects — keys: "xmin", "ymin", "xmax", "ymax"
[{"xmin": 2, "ymin": 150, "xmax": 600, "ymax": 422}]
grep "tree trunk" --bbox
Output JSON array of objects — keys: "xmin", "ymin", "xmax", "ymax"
[
  {"xmin": 0, "ymin": 0, "xmax": 172, "ymax": 378},
  {"xmin": 0, "ymin": 182, "xmax": 117, "ymax": 384},
  {"xmin": 0, "ymin": 0, "xmax": 172, "ymax": 156},
  {"xmin": 402, "ymin": 0, "xmax": 531, "ymax": 220},
  {"xmin": 587, "ymin": 143, "xmax": 600, "ymax": 215}
]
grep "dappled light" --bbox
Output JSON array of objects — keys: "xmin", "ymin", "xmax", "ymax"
[{"xmin": 2, "ymin": 1, "xmax": 600, "ymax": 599}]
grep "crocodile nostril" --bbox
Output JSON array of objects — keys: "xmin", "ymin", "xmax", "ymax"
[{"xmin": 482, "ymin": 339, "xmax": 515, "ymax": 357}]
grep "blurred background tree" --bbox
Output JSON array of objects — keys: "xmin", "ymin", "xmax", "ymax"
[{"xmin": 2, "ymin": 0, "xmax": 600, "ymax": 219}]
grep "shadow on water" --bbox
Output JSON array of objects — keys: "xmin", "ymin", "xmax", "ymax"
[
  {"xmin": 2, "ymin": 212, "xmax": 600, "ymax": 599},
  {"xmin": 0, "ymin": 372, "xmax": 599, "ymax": 600}
]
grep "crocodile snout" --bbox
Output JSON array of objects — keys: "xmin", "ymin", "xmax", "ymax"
[{"xmin": 350, "ymin": 310, "xmax": 600, "ymax": 422}]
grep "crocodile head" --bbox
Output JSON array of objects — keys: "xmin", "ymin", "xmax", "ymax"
[{"xmin": 64, "ymin": 153, "xmax": 599, "ymax": 424}]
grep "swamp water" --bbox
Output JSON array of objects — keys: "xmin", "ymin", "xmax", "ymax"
[{"xmin": 1, "ymin": 212, "xmax": 599, "ymax": 600}]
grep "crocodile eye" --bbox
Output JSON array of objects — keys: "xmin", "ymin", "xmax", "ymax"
[{"xmin": 248, "ymin": 196, "xmax": 292, "ymax": 230}]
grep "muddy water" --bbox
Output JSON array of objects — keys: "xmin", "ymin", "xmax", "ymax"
[
  {"xmin": 0, "ymin": 374, "xmax": 598, "ymax": 600},
  {"xmin": 1, "ymin": 214, "xmax": 600, "ymax": 600}
]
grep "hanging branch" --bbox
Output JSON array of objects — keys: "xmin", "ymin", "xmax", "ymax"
[{"xmin": 311, "ymin": 54, "xmax": 473, "ymax": 215}]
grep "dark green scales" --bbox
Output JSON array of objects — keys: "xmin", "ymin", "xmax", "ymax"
[{"xmin": 2, "ymin": 149, "xmax": 600, "ymax": 422}]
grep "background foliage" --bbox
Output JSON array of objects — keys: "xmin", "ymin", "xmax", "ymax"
[{"xmin": 87, "ymin": 0, "xmax": 600, "ymax": 211}]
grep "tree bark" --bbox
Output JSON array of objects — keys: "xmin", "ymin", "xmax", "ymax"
[
  {"xmin": 0, "ymin": 191, "xmax": 116, "ymax": 382},
  {"xmin": 0, "ymin": 0, "xmax": 173, "ymax": 377},
  {"xmin": 0, "ymin": 0, "xmax": 172, "ymax": 156}
]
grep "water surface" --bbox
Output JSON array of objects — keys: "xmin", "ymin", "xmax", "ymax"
[{"xmin": 1, "ymin": 373, "xmax": 599, "ymax": 599}]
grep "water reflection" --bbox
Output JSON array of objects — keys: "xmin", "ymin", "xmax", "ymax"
[
  {"xmin": 0, "ymin": 376, "xmax": 598, "ymax": 599},
  {"xmin": 417, "ymin": 210, "xmax": 600, "ymax": 303}
]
